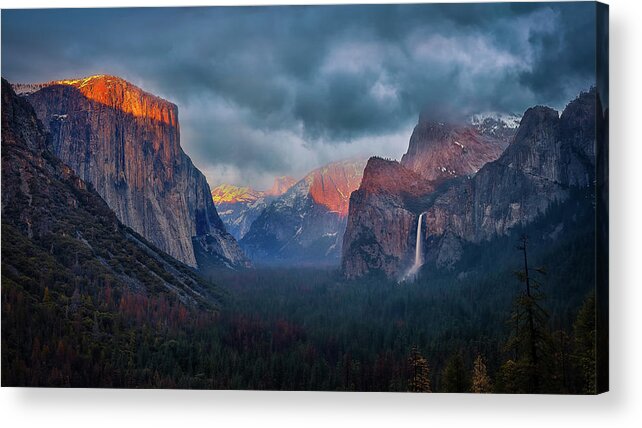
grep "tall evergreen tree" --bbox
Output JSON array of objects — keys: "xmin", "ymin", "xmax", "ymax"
[
  {"xmin": 495, "ymin": 359, "xmax": 525, "ymax": 393},
  {"xmin": 441, "ymin": 352, "xmax": 470, "ymax": 393},
  {"xmin": 407, "ymin": 345, "xmax": 431, "ymax": 392},
  {"xmin": 471, "ymin": 354, "xmax": 492, "ymax": 393},
  {"xmin": 573, "ymin": 293, "xmax": 597, "ymax": 394},
  {"xmin": 504, "ymin": 235, "xmax": 551, "ymax": 393},
  {"xmin": 550, "ymin": 330, "xmax": 572, "ymax": 393}
]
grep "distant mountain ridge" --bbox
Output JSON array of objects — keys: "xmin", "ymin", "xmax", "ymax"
[
  {"xmin": 212, "ymin": 184, "xmax": 266, "ymax": 204},
  {"xmin": 211, "ymin": 177, "xmax": 296, "ymax": 240},
  {"xmin": 13, "ymin": 74, "xmax": 248, "ymax": 269},
  {"xmin": 241, "ymin": 159, "xmax": 367, "ymax": 265},
  {"xmin": 267, "ymin": 176, "xmax": 298, "ymax": 197}
]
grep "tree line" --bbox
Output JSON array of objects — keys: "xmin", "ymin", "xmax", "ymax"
[{"xmin": 3, "ymin": 225, "xmax": 597, "ymax": 392}]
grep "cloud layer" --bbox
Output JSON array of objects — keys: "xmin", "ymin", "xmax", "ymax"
[{"xmin": 1, "ymin": 3, "xmax": 597, "ymax": 189}]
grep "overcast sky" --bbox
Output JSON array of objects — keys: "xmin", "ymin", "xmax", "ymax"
[{"xmin": 1, "ymin": 3, "xmax": 596, "ymax": 189}]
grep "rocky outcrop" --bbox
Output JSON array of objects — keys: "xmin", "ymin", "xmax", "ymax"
[
  {"xmin": 421, "ymin": 90, "xmax": 597, "ymax": 267},
  {"xmin": 342, "ymin": 89, "xmax": 598, "ymax": 279},
  {"xmin": 16, "ymin": 75, "xmax": 247, "ymax": 269},
  {"xmin": 470, "ymin": 112, "xmax": 522, "ymax": 145},
  {"xmin": 241, "ymin": 159, "xmax": 367, "ymax": 265},
  {"xmin": 341, "ymin": 157, "xmax": 434, "ymax": 279},
  {"xmin": 342, "ymin": 112, "xmax": 513, "ymax": 279},
  {"xmin": 266, "ymin": 176, "xmax": 297, "ymax": 197},
  {"xmin": 1, "ymin": 78, "xmax": 221, "ymax": 309},
  {"xmin": 307, "ymin": 160, "xmax": 365, "ymax": 217},
  {"xmin": 212, "ymin": 184, "xmax": 266, "ymax": 205},
  {"xmin": 211, "ymin": 177, "xmax": 296, "ymax": 240},
  {"xmin": 400, "ymin": 115, "xmax": 515, "ymax": 181}
]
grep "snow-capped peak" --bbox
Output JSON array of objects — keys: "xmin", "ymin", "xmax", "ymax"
[{"xmin": 470, "ymin": 112, "xmax": 522, "ymax": 129}]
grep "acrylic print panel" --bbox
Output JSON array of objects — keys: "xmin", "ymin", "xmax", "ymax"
[{"xmin": 0, "ymin": 2, "xmax": 608, "ymax": 393}]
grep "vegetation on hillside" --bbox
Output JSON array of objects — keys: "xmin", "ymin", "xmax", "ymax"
[{"xmin": 3, "ymin": 226, "xmax": 596, "ymax": 391}]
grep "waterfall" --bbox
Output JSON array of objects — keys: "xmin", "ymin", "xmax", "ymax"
[
  {"xmin": 401, "ymin": 213, "xmax": 425, "ymax": 282},
  {"xmin": 413, "ymin": 212, "xmax": 425, "ymax": 269}
]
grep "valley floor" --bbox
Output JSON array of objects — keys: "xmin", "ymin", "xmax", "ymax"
[{"xmin": 3, "ymin": 232, "xmax": 596, "ymax": 393}]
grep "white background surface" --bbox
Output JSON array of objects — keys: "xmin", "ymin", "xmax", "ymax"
[{"xmin": 0, "ymin": 0, "xmax": 640, "ymax": 427}]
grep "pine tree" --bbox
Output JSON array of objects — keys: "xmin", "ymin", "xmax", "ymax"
[
  {"xmin": 441, "ymin": 352, "xmax": 470, "ymax": 392},
  {"xmin": 504, "ymin": 235, "xmax": 550, "ymax": 393},
  {"xmin": 43, "ymin": 287, "xmax": 51, "ymax": 303},
  {"xmin": 551, "ymin": 330, "xmax": 572, "ymax": 393},
  {"xmin": 495, "ymin": 359, "xmax": 525, "ymax": 393},
  {"xmin": 407, "ymin": 345, "xmax": 431, "ymax": 392},
  {"xmin": 573, "ymin": 293, "xmax": 596, "ymax": 394},
  {"xmin": 470, "ymin": 354, "xmax": 492, "ymax": 393}
]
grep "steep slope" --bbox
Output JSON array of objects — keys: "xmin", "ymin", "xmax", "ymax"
[
  {"xmin": 211, "ymin": 177, "xmax": 296, "ymax": 240},
  {"xmin": 241, "ymin": 159, "xmax": 367, "ymax": 265},
  {"xmin": 341, "ymin": 157, "xmax": 434, "ymax": 278},
  {"xmin": 15, "ymin": 75, "xmax": 247, "ymax": 269},
  {"xmin": 399, "ymin": 114, "xmax": 516, "ymax": 181},
  {"xmin": 421, "ymin": 89, "xmax": 598, "ymax": 268},
  {"xmin": 266, "ymin": 176, "xmax": 297, "ymax": 197},
  {"xmin": 342, "ymin": 89, "xmax": 598, "ymax": 279},
  {"xmin": 1, "ymin": 78, "xmax": 221, "ymax": 310},
  {"xmin": 470, "ymin": 112, "xmax": 522, "ymax": 145},
  {"xmin": 212, "ymin": 184, "xmax": 266, "ymax": 204},
  {"xmin": 342, "ymin": 112, "xmax": 514, "ymax": 279}
]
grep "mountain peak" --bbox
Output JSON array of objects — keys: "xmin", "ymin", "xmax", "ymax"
[
  {"xmin": 401, "ymin": 114, "xmax": 511, "ymax": 181},
  {"xmin": 211, "ymin": 184, "xmax": 264, "ymax": 204},
  {"xmin": 266, "ymin": 176, "xmax": 297, "ymax": 197},
  {"xmin": 470, "ymin": 112, "xmax": 521, "ymax": 129},
  {"xmin": 12, "ymin": 74, "xmax": 177, "ymax": 126},
  {"xmin": 211, "ymin": 175, "xmax": 297, "ymax": 206},
  {"xmin": 240, "ymin": 158, "xmax": 368, "ymax": 264},
  {"xmin": 512, "ymin": 105, "xmax": 560, "ymax": 147},
  {"xmin": 360, "ymin": 156, "xmax": 433, "ymax": 196},
  {"xmin": 306, "ymin": 159, "xmax": 367, "ymax": 217}
]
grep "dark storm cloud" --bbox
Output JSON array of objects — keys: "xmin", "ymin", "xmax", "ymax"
[{"xmin": 1, "ymin": 3, "xmax": 597, "ymax": 188}]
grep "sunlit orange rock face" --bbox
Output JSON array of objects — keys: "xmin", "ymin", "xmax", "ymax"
[
  {"xmin": 210, "ymin": 177, "xmax": 297, "ymax": 240},
  {"xmin": 28, "ymin": 75, "xmax": 180, "ymax": 173},
  {"xmin": 211, "ymin": 184, "xmax": 265, "ymax": 204},
  {"xmin": 23, "ymin": 75, "xmax": 181, "ymax": 190},
  {"xmin": 358, "ymin": 157, "xmax": 434, "ymax": 197},
  {"xmin": 56, "ymin": 75, "xmax": 178, "ymax": 126},
  {"xmin": 211, "ymin": 176, "xmax": 296, "ymax": 205},
  {"xmin": 308, "ymin": 160, "xmax": 366, "ymax": 217},
  {"xmin": 19, "ymin": 75, "xmax": 247, "ymax": 268},
  {"xmin": 341, "ymin": 157, "xmax": 435, "ymax": 279},
  {"xmin": 266, "ymin": 176, "xmax": 297, "ymax": 197},
  {"xmin": 342, "ymin": 117, "xmax": 516, "ymax": 280},
  {"xmin": 239, "ymin": 159, "xmax": 367, "ymax": 265}
]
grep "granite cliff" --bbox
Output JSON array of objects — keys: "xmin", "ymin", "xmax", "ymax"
[
  {"xmin": 15, "ymin": 75, "xmax": 247, "ymax": 269},
  {"xmin": 341, "ymin": 157, "xmax": 435, "ymax": 278},
  {"xmin": 420, "ymin": 90, "xmax": 598, "ymax": 269},
  {"xmin": 1, "ymin": 78, "xmax": 221, "ymax": 309},
  {"xmin": 342, "ymin": 90, "xmax": 597, "ymax": 279},
  {"xmin": 400, "ymin": 115, "xmax": 515, "ymax": 181}
]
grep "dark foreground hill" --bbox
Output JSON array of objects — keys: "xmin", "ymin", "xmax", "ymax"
[{"xmin": 1, "ymin": 78, "xmax": 223, "ymax": 386}]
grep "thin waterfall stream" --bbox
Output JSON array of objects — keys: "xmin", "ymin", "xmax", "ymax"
[{"xmin": 401, "ymin": 212, "xmax": 425, "ymax": 282}]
